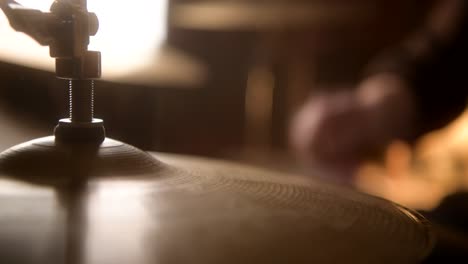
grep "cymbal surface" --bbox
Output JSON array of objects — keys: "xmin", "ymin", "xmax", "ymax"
[{"xmin": 0, "ymin": 141, "xmax": 433, "ymax": 264}]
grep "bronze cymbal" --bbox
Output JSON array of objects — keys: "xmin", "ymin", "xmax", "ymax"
[
  {"xmin": 171, "ymin": 2, "xmax": 376, "ymax": 31},
  {"xmin": 0, "ymin": 1, "xmax": 433, "ymax": 262},
  {"xmin": 109, "ymin": 45, "xmax": 206, "ymax": 88},
  {"xmin": 0, "ymin": 34, "xmax": 205, "ymax": 88},
  {"xmin": 0, "ymin": 136, "xmax": 434, "ymax": 264}
]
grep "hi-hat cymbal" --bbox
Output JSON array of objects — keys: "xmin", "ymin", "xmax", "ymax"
[
  {"xmin": 171, "ymin": 2, "xmax": 376, "ymax": 31},
  {"xmin": 0, "ymin": 136, "xmax": 434, "ymax": 264}
]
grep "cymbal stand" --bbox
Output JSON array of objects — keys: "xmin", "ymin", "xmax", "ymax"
[{"xmin": 0, "ymin": 1, "xmax": 155, "ymax": 263}]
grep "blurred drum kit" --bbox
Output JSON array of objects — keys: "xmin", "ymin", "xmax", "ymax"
[{"xmin": 0, "ymin": 1, "xmax": 434, "ymax": 263}]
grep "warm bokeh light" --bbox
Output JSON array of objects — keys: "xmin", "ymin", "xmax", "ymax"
[
  {"xmin": 356, "ymin": 108, "xmax": 468, "ymax": 210},
  {"xmin": 0, "ymin": 0, "xmax": 167, "ymax": 78}
]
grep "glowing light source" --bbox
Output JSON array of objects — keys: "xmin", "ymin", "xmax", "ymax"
[{"xmin": 0, "ymin": 0, "xmax": 168, "ymax": 79}]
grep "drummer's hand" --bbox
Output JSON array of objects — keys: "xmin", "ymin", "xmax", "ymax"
[{"xmin": 289, "ymin": 73, "xmax": 414, "ymax": 180}]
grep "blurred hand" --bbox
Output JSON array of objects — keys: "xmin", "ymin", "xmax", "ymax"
[{"xmin": 289, "ymin": 73, "xmax": 414, "ymax": 180}]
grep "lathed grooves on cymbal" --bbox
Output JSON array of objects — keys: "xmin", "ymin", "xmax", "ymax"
[
  {"xmin": 0, "ymin": 137, "xmax": 164, "ymax": 186},
  {"xmin": 0, "ymin": 150, "xmax": 434, "ymax": 263},
  {"xmin": 150, "ymin": 154, "xmax": 434, "ymax": 261}
]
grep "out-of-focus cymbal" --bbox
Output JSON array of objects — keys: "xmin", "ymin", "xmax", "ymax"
[
  {"xmin": 0, "ymin": 1, "xmax": 205, "ymax": 88},
  {"xmin": 108, "ymin": 45, "xmax": 207, "ymax": 88},
  {"xmin": 171, "ymin": 2, "xmax": 376, "ymax": 31},
  {"xmin": 0, "ymin": 24, "xmax": 206, "ymax": 88},
  {"xmin": 0, "ymin": 136, "xmax": 434, "ymax": 264}
]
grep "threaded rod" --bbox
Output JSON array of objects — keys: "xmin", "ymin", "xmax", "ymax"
[{"xmin": 69, "ymin": 80, "xmax": 94, "ymax": 122}]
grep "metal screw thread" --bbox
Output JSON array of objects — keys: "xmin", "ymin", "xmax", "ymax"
[
  {"xmin": 69, "ymin": 81, "xmax": 72, "ymax": 119},
  {"xmin": 91, "ymin": 80, "xmax": 94, "ymax": 117},
  {"xmin": 69, "ymin": 80, "xmax": 94, "ymax": 122}
]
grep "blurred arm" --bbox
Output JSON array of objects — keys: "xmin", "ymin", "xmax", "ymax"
[{"xmin": 364, "ymin": 0, "xmax": 468, "ymax": 141}]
